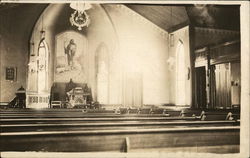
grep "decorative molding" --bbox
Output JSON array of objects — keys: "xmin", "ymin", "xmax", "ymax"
[
  {"xmin": 194, "ymin": 39, "xmax": 240, "ymax": 65},
  {"xmin": 195, "ymin": 60, "xmax": 207, "ymax": 68},
  {"xmin": 210, "ymin": 40, "xmax": 240, "ymax": 50},
  {"xmin": 111, "ymin": 4, "xmax": 169, "ymax": 40},
  {"xmin": 195, "ymin": 39, "xmax": 240, "ymax": 53},
  {"xmin": 195, "ymin": 47, "xmax": 208, "ymax": 53},
  {"xmin": 69, "ymin": 10, "xmax": 90, "ymax": 30},
  {"xmin": 194, "ymin": 27, "xmax": 240, "ymax": 36}
]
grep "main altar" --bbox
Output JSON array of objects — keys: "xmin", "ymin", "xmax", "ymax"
[
  {"xmin": 66, "ymin": 86, "xmax": 91, "ymax": 108},
  {"xmin": 50, "ymin": 79, "xmax": 92, "ymax": 108}
]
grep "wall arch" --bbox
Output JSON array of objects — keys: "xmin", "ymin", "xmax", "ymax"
[
  {"xmin": 176, "ymin": 39, "xmax": 186, "ymax": 105},
  {"xmin": 26, "ymin": 38, "xmax": 50, "ymax": 108},
  {"xmin": 28, "ymin": 3, "xmax": 118, "ymax": 88},
  {"xmin": 95, "ymin": 42, "xmax": 110, "ymax": 104},
  {"xmin": 37, "ymin": 39, "xmax": 49, "ymax": 92}
]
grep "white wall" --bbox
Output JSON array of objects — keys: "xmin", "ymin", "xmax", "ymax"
[
  {"xmin": 168, "ymin": 26, "xmax": 191, "ymax": 106},
  {"xmin": 105, "ymin": 5, "xmax": 170, "ymax": 105},
  {"xmin": 28, "ymin": 4, "xmax": 192, "ymax": 106}
]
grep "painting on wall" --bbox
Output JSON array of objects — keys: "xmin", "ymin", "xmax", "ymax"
[
  {"xmin": 55, "ymin": 31, "xmax": 88, "ymax": 83},
  {"xmin": 5, "ymin": 67, "xmax": 17, "ymax": 82}
]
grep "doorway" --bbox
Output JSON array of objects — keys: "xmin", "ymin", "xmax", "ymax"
[{"xmin": 195, "ymin": 66, "xmax": 206, "ymax": 108}]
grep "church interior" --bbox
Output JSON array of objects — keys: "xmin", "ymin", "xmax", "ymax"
[{"xmin": 0, "ymin": 2, "xmax": 249, "ymax": 157}]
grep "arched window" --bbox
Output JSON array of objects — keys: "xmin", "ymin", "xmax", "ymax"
[
  {"xmin": 176, "ymin": 40, "xmax": 186, "ymax": 105},
  {"xmin": 37, "ymin": 39, "xmax": 49, "ymax": 92}
]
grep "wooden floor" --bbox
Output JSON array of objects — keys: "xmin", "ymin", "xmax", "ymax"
[
  {"xmin": 0, "ymin": 108, "xmax": 240, "ymax": 154},
  {"xmin": 0, "ymin": 149, "xmax": 241, "ymax": 158}
]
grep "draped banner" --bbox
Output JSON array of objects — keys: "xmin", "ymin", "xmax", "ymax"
[
  {"xmin": 215, "ymin": 63, "xmax": 231, "ymax": 109},
  {"xmin": 122, "ymin": 72, "xmax": 143, "ymax": 107}
]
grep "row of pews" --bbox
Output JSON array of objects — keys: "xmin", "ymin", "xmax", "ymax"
[{"xmin": 0, "ymin": 108, "xmax": 240, "ymax": 154}]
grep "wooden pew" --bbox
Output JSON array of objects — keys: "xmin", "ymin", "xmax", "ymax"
[
  {"xmin": 1, "ymin": 120, "xmax": 240, "ymax": 133},
  {"xmin": 0, "ymin": 108, "xmax": 169, "ymax": 115},
  {"xmin": 0, "ymin": 113, "xmax": 172, "ymax": 119},
  {"xmin": 0, "ymin": 126, "xmax": 239, "ymax": 152},
  {"xmin": 1, "ymin": 108, "xmax": 240, "ymax": 121},
  {"xmin": 117, "ymin": 108, "xmax": 171, "ymax": 115},
  {"xmin": 200, "ymin": 111, "xmax": 240, "ymax": 121},
  {"xmin": 0, "ymin": 102, "xmax": 9, "ymax": 109},
  {"xmin": 128, "ymin": 108, "xmax": 139, "ymax": 114},
  {"xmin": 179, "ymin": 109, "xmax": 202, "ymax": 117},
  {"xmin": 0, "ymin": 108, "xmax": 240, "ymax": 153},
  {"xmin": 85, "ymin": 109, "xmax": 116, "ymax": 114},
  {"xmin": 117, "ymin": 108, "xmax": 168, "ymax": 115},
  {"xmin": 138, "ymin": 108, "xmax": 152, "ymax": 114},
  {"xmin": 119, "ymin": 108, "xmax": 128, "ymax": 114},
  {"xmin": 150, "ymin": 108, "xmax": 167, "ymax": 114},
  {"xmin": 178, "ymin": 109, "xmax": 240, "ymax": 121},
  {"xmin": 0, "ymin": 116, "xmax": 200, "ymax": 125},
  {"xmin": 225, "ymin": 112, "xmax": 240, "ymax": 120}
]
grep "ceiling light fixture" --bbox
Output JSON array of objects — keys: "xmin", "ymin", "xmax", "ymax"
[{"xmin": 69, "ymin": 3, "xmax": 92, "ymax": 30}]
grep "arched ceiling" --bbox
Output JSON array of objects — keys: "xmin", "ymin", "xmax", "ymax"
[
  {"xmin": 0, "ymin": 3, "xmax": 240, "ymax": 50},
  {"xmin": 126, "ymin": 4, "xmax": 189, "ymax": 32},
  {"xmin": 186, "ymin": 4, "xmax": 240, "ymax": 31},
  {"xmin": 126, "ymin": 4, "xmax": 240, "ymax": 32},
  {"xmin": 0, "ymin": 3, "xmax": 47, "ymax": 42},
  {"xmin": 0, "ymin": 3, "xmax": 240, "ymax": 32}
]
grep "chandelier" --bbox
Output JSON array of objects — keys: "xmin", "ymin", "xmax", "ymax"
[{"xmin": 69, "ymin": 3, "xmax": 92, "ymax": 30}]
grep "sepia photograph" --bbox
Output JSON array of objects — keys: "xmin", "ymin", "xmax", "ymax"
[{"xmin": 0, "ymin": 1, "xmax": 249, "ymax": 158}]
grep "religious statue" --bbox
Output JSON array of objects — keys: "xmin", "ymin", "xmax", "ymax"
[
  {"xmin": 65, "ymin": 79, "xmax": 76, "ymax": 95},
  {"xmin": 64, "ymin": 39, "xmax": 77, "ymax": 70}
]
